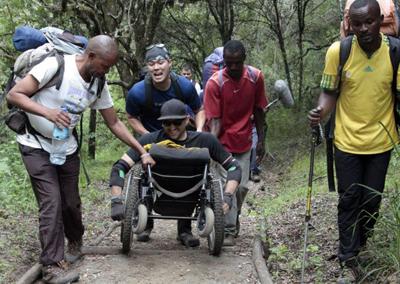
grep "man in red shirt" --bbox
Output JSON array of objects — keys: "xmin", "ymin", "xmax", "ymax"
[{"xmin": 204, "ymin": 40, "xmax": 268, "ymax": 245}]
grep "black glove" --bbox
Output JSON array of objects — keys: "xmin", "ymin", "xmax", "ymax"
[
  {"xmin": 223, "ymin": 192, "xmax": 234, "ymax": 209},
  {"xmin": 111, "ymin": 195, "xmax": 124, "ymax": 221}
]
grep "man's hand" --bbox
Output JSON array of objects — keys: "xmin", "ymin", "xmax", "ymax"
[
  {"xmin": 141, "ymin": 153, "xmax": 155, "ymax": 167},
  {"xmin": 46, "ymin": 108, "xmax": 71, "ymax": 128},
  {"xmin": 308, "ymin": 106, "xmax": 323, "ymax": 127},
  {"xmin": 111, "ymin": 195, "xmax": 124, "ymax": 221},
  {"xmin": 223, "ymin": 192, "xmax": 234, "ymax": 215}
]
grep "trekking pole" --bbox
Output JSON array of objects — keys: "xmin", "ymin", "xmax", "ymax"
[{"xmin": 300, "ymin": 124, "xmax": 323, "ymax": 284}]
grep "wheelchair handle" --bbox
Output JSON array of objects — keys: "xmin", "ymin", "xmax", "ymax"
[{"xmin": 147, "ymin": 164, "xmax": 154, "ymax": 188}]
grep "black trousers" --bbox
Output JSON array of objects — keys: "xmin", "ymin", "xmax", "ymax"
[
  {"xmin": 335, "ymin": 147, "xmax": 391, "ymax": 262},
  {"xmin": 19, "ymin": 144, "xmax": 84, "ymax": 265}
]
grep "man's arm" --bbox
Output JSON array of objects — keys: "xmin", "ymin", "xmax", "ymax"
[
  {"xmin": 209, "ymin": 118, "xmax": 221, "ymax": 137},
  {"xmin": 99, "ymin": 107, "xmax": 154, "ymax": 166},
  {"xmin": 308, "ymin": 90, "xmax": 338, "ymax": 127},
  {"xmin": 127, "ymin": 114, "xmax": 150, "ymax": 135},
  {"xmin": 253, "ymin": 107, "xmax": 266, "ymax": 164},
  {"xmin": 195, "ymin": 107, "xmax": 206, "ymax": 132},
  {"xmin": 6, "ymin": 75, "xmax": 70, "ymax": 128}
]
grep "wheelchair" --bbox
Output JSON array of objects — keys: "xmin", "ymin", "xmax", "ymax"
[{"xmin": 120, "ymin": 144, "xmax": 225, "ymax": 256}]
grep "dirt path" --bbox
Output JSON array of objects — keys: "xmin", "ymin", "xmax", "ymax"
[{"xmin": 54, "ymin": 182, "xmax": 263, "ymax": 284}]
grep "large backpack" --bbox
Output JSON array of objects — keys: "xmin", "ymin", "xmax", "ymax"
[
  {"xmin": 325, "ymin": 35, "xmax": 400, "ymax": 192},
  {"xmin": 201, "ymin": 47, "xmax": 224, "ymax": 91},
  {"xmin": 340, "ymin": 0, "xmax": 399, "ymax": 38}
]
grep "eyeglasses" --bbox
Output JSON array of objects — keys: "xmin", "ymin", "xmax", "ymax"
[
  {"xmin": 162, "ymin": 119, "xmax": 185, "ymax": 127},
  {"xmin": 146, "ymin": 43, "xmax": 165, "ymax": 50}
]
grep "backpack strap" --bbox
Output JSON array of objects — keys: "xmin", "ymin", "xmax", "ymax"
[
  {"xmin": 218, "ymin": 69, "xmax": 223, "ymax": 93},
  {"xmin": 170, "ymin": 72, "xmax": 184, "ymax": 102},
  {"xmin": 387, "ymin": 35, "xmax": 400, "ymax": 126},
  {"xmin": 144, "ymin": 74, "xmax": 153, "ymax": 113},
  {"xmin": 325, "ymin": 35, "xmax": 353, "ymax": 193},
  {"xmin": 246, "ymin": 66, "xmax": 258, "ymax": 84},
  {"xmin": 337, "ymin": 35, "xmax": 353, "ymax": 93}
]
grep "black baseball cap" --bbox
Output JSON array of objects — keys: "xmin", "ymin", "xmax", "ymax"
[
  {"xmin": 158, "ymin": 99, "xmax": 188, "ymax": 120},
  {"xmin": 145, "ymin": 43, "xmax": 170, "ymax": 62}
]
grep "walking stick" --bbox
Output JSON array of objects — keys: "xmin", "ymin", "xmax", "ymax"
[{"xmin": 301, "ymin": 124, "xmax": 323, "ymax": 283}]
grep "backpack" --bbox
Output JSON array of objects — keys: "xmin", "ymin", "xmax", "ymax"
[
  {"xmin": 202, "ymin": 47, "xmax": 224, "ymax": 90},
  {"xmin": 325, "ymin": 34, "xmax": 400, "ymax": 192},
  {"xmin": 340, "ymin": 0, "xmax": 399, "ymax": 38},
  {"xmin": 3, "ymin": 26, "xmax": 104, "ymax": 138}
]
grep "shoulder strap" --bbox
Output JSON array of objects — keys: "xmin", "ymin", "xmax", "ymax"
[
  {"xmin": 218, "ymin": 69, "xmax": 223, "ymax": 93},
  {"xmin": 144, "ymin": 74, "xmax": 153, "ymax": 113},
  {"xmin": 246, "ymin": 66, "xmax": 258, "ymax": 83},
  {"xmin": 338, "ymin": 35, "xmax": 353, "ymax": 94},
  {"xmin": 387, "ymin": 35, "xmax": 400, "ymax": 126},
  {"xmin": 45, "ymin": 52, "xmax": 65, "ymax": 91},
  {"xmin": 387, "ymin": 36, "xmax": 400, "ymax": 95},
  {"xmin": 170, "ymin": 72, "xmax": 184, "ymax": 102}
]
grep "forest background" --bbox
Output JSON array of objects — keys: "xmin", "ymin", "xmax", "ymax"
[{"xmin": 0, "ymin": 0, "xmax": 399, "ymax": 283}]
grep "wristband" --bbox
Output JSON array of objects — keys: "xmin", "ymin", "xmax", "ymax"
[{"xmin": 140, "ymin": 153, "xmax": 150, "ymax": 159}]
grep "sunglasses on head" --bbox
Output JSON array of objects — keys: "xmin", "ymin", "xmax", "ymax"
[
  {"xmin": 146, "ymin": 43, "xmax": 165, "ymax": 50},
  {"xmin": 162, "ymin": 119, "xmax": 185, "ymax": 126}
]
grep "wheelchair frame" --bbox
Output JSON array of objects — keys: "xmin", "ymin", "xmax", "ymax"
[{"xmin": 120, "ymin": 163, "xmax": 225, "ymax": 256}]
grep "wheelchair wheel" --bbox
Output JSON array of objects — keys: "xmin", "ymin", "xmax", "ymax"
[
  {"xmin": 132, "ymin": 204, "xmax": 148, "ymax": 233},
  {"xmin": 121, "ymin": 165, "xmax": 141, "ymax": 254},
  {"xmin": 208, "ymin": 179, "xmax": 224, "ymax": 256},
  {"xmin": 197, "ymin": 207, "xmax": 214, "ymax": 237}
]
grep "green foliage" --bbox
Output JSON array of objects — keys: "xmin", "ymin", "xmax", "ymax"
[{"xmin": 0, "ymin": 131, "xmax": 35, "ymax": 214}]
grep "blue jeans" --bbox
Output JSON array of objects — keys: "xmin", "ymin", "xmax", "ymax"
[{"xmin": 250, "ymin": 127, "xmax": 260, "ymax": 174}]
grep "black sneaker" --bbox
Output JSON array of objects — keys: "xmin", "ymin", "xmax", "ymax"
[
  {"xmin": 65, "ymin": 239, "xmax": 82, "ymax": 264},
  {"xmin": 136, "ymin": 228, "xmax": 152, "ymax": 242},
  {"xmin": 177, "ymin": 232, "xmax": 200, "ymax": 247},
  {"xmin": 337, "ymin": 259, "xmax": 362, "ymax": 284},
  {"xmin": 42, "ymin": 260, "xmax": 79, "ymax": 284}
]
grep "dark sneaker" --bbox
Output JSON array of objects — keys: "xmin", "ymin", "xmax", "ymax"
[
  {"xmin": 223, "ymin": 234, "xmax": 235, "ymax": 246},
  {"xmin": 136, "ymin": 228, "xmax": 152, "ymax": 242},
  {"xmin": 42, "ymin": 260, "xmax": 79, "ymax": 284},
  {"xmin": 177, "ymin": 232, "xmax": 200, "ymax": 247},
  {"xmin": 337, "ymin": 260, "xmax": 362, "ymax": 284},
  {"xmin": 65, "ymin": 239, "xmax": 82, "ymax": 264},
  {"xmin": 250, "ymin": 173, "xmax": 261, "ymax": 183}
]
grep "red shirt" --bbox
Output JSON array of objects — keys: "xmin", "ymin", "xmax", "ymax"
[{"xmin": 204, "ymin": 66, "xmax": 268, "ymax": 153}]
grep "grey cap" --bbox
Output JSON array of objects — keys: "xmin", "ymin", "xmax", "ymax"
[
  {"xmin": 158, "ymin": 99, "xmax": 188, "ymax": 120},
  {"xmin": 145, "ymin": 44, "xmax": 170, "ymax": 62}
]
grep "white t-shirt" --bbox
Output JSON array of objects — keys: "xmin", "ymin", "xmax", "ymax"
[{"xmin": 17, "ymin": 54, "xmax": 113, "ymax": 154}]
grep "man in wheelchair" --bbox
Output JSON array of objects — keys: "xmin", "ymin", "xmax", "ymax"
[{"xmin": 109, "ymin": 99, "xmax": 241, "ymax": 248}]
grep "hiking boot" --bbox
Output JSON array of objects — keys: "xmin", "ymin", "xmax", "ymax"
[
  {"xmin": 337, "ymin": 260, "xmax": 362, "ymax": 284},
  {"xmin": 250, "ymin": 172, "xmax": 261, "ymax": 183},
  {"xmin": 42, "ymin": 260, "xmax": 79, "ymax": 284},
  {"xmin": 65, "ymin": 239, "xmax": 82, "ymax": 264},
  {"xmin": 223, "ymin": 234, "xmax": 235, "ymax": 246},
  {"xmin": 136, "ymin": 228, "xmax": 152, "ymax": 242},
  {"xmin": 177, "ymin": 232, "xmax": 200, "ymax": 247}
]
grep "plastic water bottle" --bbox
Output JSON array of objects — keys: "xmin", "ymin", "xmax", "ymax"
[{"xmin": 50, "ymin": 106, "xmax": 69, "ymax": 165}]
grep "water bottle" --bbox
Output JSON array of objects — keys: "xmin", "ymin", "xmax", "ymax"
[{"xmin": 50, "ymin": 106, "xmax": 69, "ymax": 165}]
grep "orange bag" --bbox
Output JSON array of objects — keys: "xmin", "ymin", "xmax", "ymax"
[{"xmin": 340, "ymin": 0, "xmax": 399, "ymax": 38}]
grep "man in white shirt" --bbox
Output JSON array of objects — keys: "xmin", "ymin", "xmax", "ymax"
[{"xmin": 7, "ymin": 35, "xmax": 154, "ymax": 284}]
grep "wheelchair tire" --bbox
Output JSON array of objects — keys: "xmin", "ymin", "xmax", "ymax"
[
  {"xmin": 121, "ymin": 165, "xmax": 141, "ymax": 254},
  {"xmin": 197, "ymin": 207, "xmax": 214, "ymax": 237},
  {"xmin": 208, "ymin": 179, "xmax": 224, "ymax": 256},
  {"xmin": 132, "ymin": 204, "xmax": 148, "ymax": 234}
]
